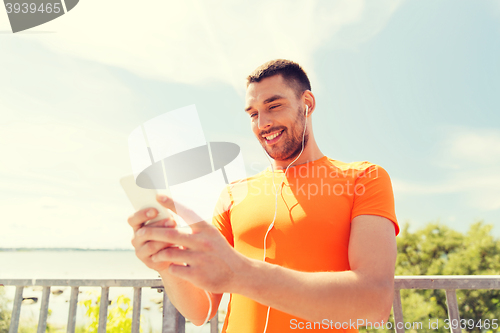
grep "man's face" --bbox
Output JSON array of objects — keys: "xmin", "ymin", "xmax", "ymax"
[{"xmin": 245, "ymin": 74, "xmax": 308, "ymax": 161}]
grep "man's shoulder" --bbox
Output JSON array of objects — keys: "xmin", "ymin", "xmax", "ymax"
[
  {"xmin": 227, "ymin": 168, "xmax": 268, "ymax": 187},
  {"xmin": 323, "ymin": 157, "xmax": 383, "ymax": 173}
]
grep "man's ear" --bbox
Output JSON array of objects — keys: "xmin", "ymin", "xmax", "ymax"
[{"xmin": 303, "ymin": 90, "xmax": 315, "ymax": 117}]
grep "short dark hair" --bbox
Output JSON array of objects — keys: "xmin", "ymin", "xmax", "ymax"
[{"xmin": 246, "ymin": 59, "xmax": 311, "ymax": 98}]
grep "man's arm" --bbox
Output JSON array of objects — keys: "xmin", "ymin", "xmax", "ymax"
[
  {"xmin": 229, "ymin": 214, "xmax": 397, "ymax": 323},
  {"xmin": 147, "ymin": 209, "xmax": 397, "ymax": 324},
  {"xmin": 159, "ymin": 269, "xmax": 223, "ymax": 326}
]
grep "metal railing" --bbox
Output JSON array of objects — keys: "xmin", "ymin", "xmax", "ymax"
[
  {"xmin": 393, "ymin": 276, "xmax": 500, "ymax": 333},
  {"xmin": 1, "ymin": 276, "xmax": 499, "ymax": 333},
  {"xmin": 0, "ymin": 278, "xmax": 218, "ymax": 333}
]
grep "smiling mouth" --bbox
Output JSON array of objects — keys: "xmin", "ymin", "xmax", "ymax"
[{"xmin": 263, "ymin": 130, "xmax": 284, "ymax": 144}]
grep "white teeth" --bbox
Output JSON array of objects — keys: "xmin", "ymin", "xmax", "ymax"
[{"xmin": 265, "ymin": 131, "xmax": 282, "ymax": 140}]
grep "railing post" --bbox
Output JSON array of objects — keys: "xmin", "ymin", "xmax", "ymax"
[
  {"xmin": 445, "ymin": 289, "xmax": 462, "ymax": 333},
  {"xmin": 132, "ymin": 287, "xmax": 142, "ymax": 333},
  {"xmin": 8, "ymin": 286, "xmax": 24, "ymax": 333},
  {"xmin": 393, "ymin": 289, "xmax": 405, "ymax": 333},
  {"xmin": 210, "ymin": 311, "xmax": 219, "ymax": 333},
  {"xmin": 161, "ymin": 288, "xmax": 185, "ymax": 333},
  {"xmin": 67, "ymin": 286, "xmax": 79, "ymax": 333},
  {"xmin": 36, "ymin": 286, "xmax": 51, "ymax": 333},
  {"xmin": 98, "ymin": 286, "xmax": 109, "ymax": 333}
]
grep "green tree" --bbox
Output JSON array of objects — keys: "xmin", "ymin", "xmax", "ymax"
[{"xmin": 361, "ymin": 221, "xmax": 500, "ymax": 333}]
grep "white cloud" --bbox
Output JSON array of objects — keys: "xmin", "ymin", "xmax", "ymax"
[
  {"xmin": 0, "ymin": 114, "xmax": 130, "ymax": 188},
  {"xmin": 0, "ymin": 111, "xmax": 135, "ymax": 248},
  {"xmin": 2, "ymin": 0, "xmax": 403, "ymax": 93},
  {"xmin": 392, "ymin": 179, "xmax": 460, "ymax": 195},
  {"xmin": 0, "ymin": 113, "xmax": 268, "ymax": 248},
  {"xmin": 0, "ymin": 28, "xmax": 144, "ymax": 247},
  {"xmin": 0, "ymin": 195, "xmax": 133, "ymax": 248},
  {"xmin": 393, "ymin": 126, "xmax": 500, "ymax": 211},
  {"xmin": 443, "ymin": 127, "xmax": 500, "ymax": 164},
  {"xmin": 0, "ymin": 0, "xmax": 405, "ymax": 248}
]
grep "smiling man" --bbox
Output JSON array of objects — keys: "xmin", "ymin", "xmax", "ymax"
[
  {"xmin": 245, "ymin": 72, "xmax": 312, "ymax": 164},
  {"xmin": 129, "ymin": 59, "xmax": 399, "ymax": 333}
]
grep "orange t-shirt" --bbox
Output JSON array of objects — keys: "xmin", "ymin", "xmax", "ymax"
[{"xmin": 212, "ymin": 156, "xmax": 399, "ymax": 333}]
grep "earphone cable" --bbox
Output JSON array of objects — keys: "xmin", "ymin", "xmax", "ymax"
[{"xmin": 261, "ymin": 108, "xmax": 308, "ymax": 333}]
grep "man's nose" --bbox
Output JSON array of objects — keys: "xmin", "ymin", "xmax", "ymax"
[{"xmin": 258, "ymin": 112, "xmax": 272, "ymax": 130}]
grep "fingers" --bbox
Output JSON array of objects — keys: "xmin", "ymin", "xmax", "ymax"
[
  {"xmin": 152, "ymin": 247, "xmax": 197, "ymax": 264},
  {"xmin": 131, "ymin": 219, "xmax": 177, "ymax": 248},
  {"xmin": 133, "ymin": 240, "xmax": 172, "ymax": 266},
  {"xmin": 127, "ymin": 208, "xmax": 159, "ymax": 232},
  {"xmin": 187, "ymin": 219, "xmax": 215, "ymax": 233},
  {"xmin": 156, "ymin": 194, "xmax": 177, "ymax": 213},
  {"xmin": 147, "ymin": 217, "xmax": 176, "ymax": 228},
  {"xmin": 135, "ymin": 226, "xmax": 200, "ymax": 250},
  {"xmin": 156, "ymin": 194, "xmax": 210, "ymax": 226}
]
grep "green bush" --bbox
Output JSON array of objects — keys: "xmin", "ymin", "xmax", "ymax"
[
  {"xmin": 1, "ymin": 288, "xmax": 142, "ymax": 333},
  {"xmin": 361, "ymin": 221, "xmax": 500, "ymax": 333},
  {"xmin": 79, "ymin": 292, "xmax": 140, "ymax": 333},
  {"xmin": 0, "ymin": 287, "xmax": 11, "ymax": 333}
]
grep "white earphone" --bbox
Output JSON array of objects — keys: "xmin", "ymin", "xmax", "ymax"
[{"xmin": 305, "ymin": 104, "xmax": 309, "ymax": 116}]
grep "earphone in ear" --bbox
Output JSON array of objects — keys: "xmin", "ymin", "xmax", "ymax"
[{"xmin": 305, "ymin": 105, "xmax": 309, "ymax": 116}]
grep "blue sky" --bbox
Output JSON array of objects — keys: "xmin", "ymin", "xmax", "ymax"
[{"xmin": 1, "ymin": 0, "xmax": 499, "ymax": 248}]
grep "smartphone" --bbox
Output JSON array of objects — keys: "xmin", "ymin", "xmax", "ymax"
[{"xmin": 120, "ymin": 174, "xmax": 188, "ymax": 227}]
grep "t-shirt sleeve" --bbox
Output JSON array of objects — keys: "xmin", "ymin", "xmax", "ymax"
[
  {"xmin": 212, "ymin": 185, "xmax": 234, "ymax": 247},
  {"xmin": 351, "ymin": 164, "xmax": 399, "ymax": 236}
]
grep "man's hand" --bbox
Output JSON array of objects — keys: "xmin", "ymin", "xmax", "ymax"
[
  {"xmin": 131, "ymin": 194, "xmax": 248, "ymax": 294},
  {"xmin": 128, "ymin": 203, "xmax": 182, "ymax": 274},
  {"xmin": 128, "ymin": 194, "xmax": 225, "ymax": 325}
]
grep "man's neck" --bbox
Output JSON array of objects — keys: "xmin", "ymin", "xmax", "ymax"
[{"xmin": 271, "ymin": 143, "xmax": 324, "ymax": 170}]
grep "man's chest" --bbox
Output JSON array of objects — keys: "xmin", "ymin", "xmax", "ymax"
[{"xmin": 228, "ymin": 176, "xmax": 355, "ymax": 271}]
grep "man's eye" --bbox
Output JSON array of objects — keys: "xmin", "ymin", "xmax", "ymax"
[
  {"xmin": 269, "ymin": 104, "xmax": 280, "ymax": 109},
  {"xmin": 250, "ymin": 113, "xmax": 257, "ymax": 118}
]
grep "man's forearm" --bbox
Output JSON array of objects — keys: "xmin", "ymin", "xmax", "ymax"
[
  {"xmin": 159, "ymin": 269, "xmax": 220, "ymax": 326},
  {"xmin": 231, "ymin": 258, "xmax": 394, "ymax": 324}
]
